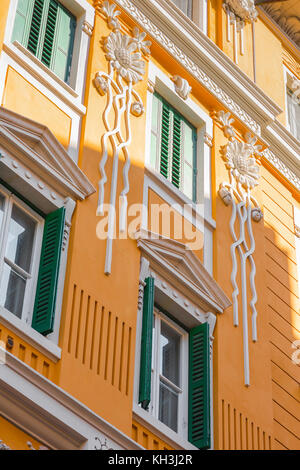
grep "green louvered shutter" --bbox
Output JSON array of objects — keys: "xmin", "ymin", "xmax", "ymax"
[
  {"xmin": 47, "ymin": 2, "xmax": 76, "ymax": 82},
  {"xmin": 32, "ymin": 207, "xmax": 65, "ymax": 335},
  {"xmin": 172, "ymin": 112, "xmax": 181, "ymax": 189},
  {"xmin": 139, "ymin": 277, "xmax": 155, "ymax": 410},
  {"xmin": 11, "ymin": 0, "xmax": 35, "ymax": 46},
  {"xmin": 27, "ymin": 0, "xmax": 45, "ymax": 57},
  {"xmin": 189, "ymin": 322, "xmax": 211, "ymax": 449},
  {"xmin": 160, "ymin": 103, "xmax": 171, "ymax": 180}
]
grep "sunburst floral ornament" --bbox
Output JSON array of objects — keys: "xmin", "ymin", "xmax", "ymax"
[
  {"xmin": 104, "ymin": 31, "xmax": 146, "ymax": 83},
  {"xmin": 217, "ymin": 110, "xmax": 263, "ymax": 388},
  {"xmin": 94, "ymin": 1, "xmax": 151, "ymax": 275},
  {"xmin": 221, "ymin": 139, "xmax": 260, "ymax": 190}
]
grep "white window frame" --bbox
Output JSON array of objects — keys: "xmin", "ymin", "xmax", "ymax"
[
  {"xmin": 144, "ymin": 61, "xmax": 215, "ymax": 275},
  {"xmin": 167, "ymin": 0, "xmax": 208, "ymax": 33},
  {"xmin": 0, "ymin": 0, "xmax": 94, "ymax": 161},
  {"xmin": 150, "ymin": 308, "xmax": 189, "ymax": 440},
  {"xmin": 294, "ymin": 206, "xmax": 300, "ymax": 300},
  {"xmin": 0, "ymin": 184, "xmax": 44, "ymax": 326},
  {"xmin": 284, "ymin": 67, "xmax": 300, "ymax": 141}
]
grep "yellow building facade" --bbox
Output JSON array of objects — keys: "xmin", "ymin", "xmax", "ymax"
[{"xmin": 0, "ymin": 0, "xmax": 299, "ymax": 450}]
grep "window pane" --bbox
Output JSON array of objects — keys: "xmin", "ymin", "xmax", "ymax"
[
  {"xmin": 183, "ymin": 163, "xmax": 193, "ymax": 200},
  {"xmin": 183, "ymin": 123, "xmax": 194, "ymax": 165},
  {"xmin": 0, "ymin": 263, "xmax": 26, "ymax": 319},
  {"xmin": 151, "ymin": 94, "xmax": 159, "ymax": 132},
  {"xmin": 6, "ymin": 204, "xmax": 36, "ymax": 273},
  {"xmin": 171, "ymin": 0, "xmax": 192, "ymax": 18},
  {"xmin": 0, "ymin": 194, "xmax": 5, "ymax": 231},
  {"xmin": 150, "ymin": 133, "xmax": 158, "ymax": 168},
  {"xmin": 159, "ymin": 380, "xmax": 178, "ymax": 432},
  {"xmin": 160, "ymin": 321, "xmax": 180, "ymax": 386}
]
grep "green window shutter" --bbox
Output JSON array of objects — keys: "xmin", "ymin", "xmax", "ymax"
[
  {"xmin": 27, "ymin": 0, "xmax": 45, "ymax": 57},
  {"xmin": 32, "ymin": 206, "xmax": 65, "ymax": 335},
  {"xmin": 172, "ymin": 112, "xmax": 182, "ymax": 189},
  {"xmin": 139, "ymin": 277, "xmax": 155, "ymax": 410},
  {"xmin": 160, "ymin": 103, "xmax": 171, "ymax": 180},
  {"xmin": 192, "ymin": 130, "xmax": 197, "ymax": 203},
  {"xmin": 11, "ymin": 0, "xmax": 35, "ymax": 46},
  {"xmin": 189, "ymin": 322, "xmax": 211, "ymax": 449},
  {"xmin": 48, "ymin": 2, "xmax": 76, "ymax": 82}
]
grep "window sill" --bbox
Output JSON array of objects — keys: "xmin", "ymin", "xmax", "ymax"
[
  {"xmin": 133, "ymin": 403, "xmax": 198, "ymax": 450},
  {"xmin": 144, "ymin": 165, "xmax": 216, "ymax": 230},
  {"xmin": 0, "ymin": 306, "xmax": 61, "ymax": 363},
  {"xmin": 3, "ymin": 41, "xmax": 86, "ymax": 116}
]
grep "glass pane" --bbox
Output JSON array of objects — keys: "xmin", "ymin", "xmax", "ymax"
[
  {"xmin": 6, "ymin": 204, "xmax": 36, "ymax": 273},
  {"xmin": 150, "ymin": 133, "xmax": 158, "ymax": 168},
  {"xmin": 171, "ymin": 0, "xmax": 192, "ymax": 18},
  {"xmin": 0, "ymin": 263, "xmax": 26, "ymax": 319},
  {"xmin": 159, "ymin": 380, "xmax": 178, "ymax": 432},
  {"xmin": 183, "ymin": 123, "xmax": 194, "ymax": 165},
  {"xmin": 151, "ymin": 94, "xmax": 159, "ymax": 132},
  {"xmin": 160, "ymin": 321, "xmax": 180, "ymax": 386},
  {"xmin": 183, "ymin": 163, "xmax": 193, "ymax": 200},
  {"xmin": 0, "ymin": 194, "xmax": 5, "ymax": 231}
]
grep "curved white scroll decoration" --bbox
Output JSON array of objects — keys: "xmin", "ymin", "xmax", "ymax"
[
  {"xmin": 218, "ymin": 122, "xmax": 263, "ymax": 386},
  {"xmin": 94, "ymin": 2, "xmax": 151, "ymax": 275}
]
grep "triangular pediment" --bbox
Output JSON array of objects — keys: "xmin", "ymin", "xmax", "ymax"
[
  {"xmin": 0, "ymin": 107, "xmax": 95, "ymax": 200},
  {"xmin": 136, "ymin": 230, "xmax": 231, "ymax": 314}
]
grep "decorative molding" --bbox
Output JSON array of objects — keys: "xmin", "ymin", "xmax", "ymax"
[
  {"xmin": 218, "ymin": 112, "xmax": 263, "ymax": 387},
  {"xmin": 136, "ymin": 229, "xmax": 231, "ymax": 315},
  {"xmin": 138, "ymin": 257, "xmax": 150, "ymax": 310},
  {"xmin": 224, "ymin": 0, "xmax": 258, "ymax": 22},
  {"xmin": 94, "ymin": 1, "xmax": 151, "ymax": 275},
  {"xmin": 112, "ymin": 0, "xmax": 265, "ymax": 135},
  {"xmin": 0, "ymin": 440, "xmax": 11, "ymax": 450},
  {"xmin": 204, "ymin": 133, "xmax": 213, "ymax": 148},
  {"xmin": 171, "ymin": 75, "xmax": 192, "ymax": 100},
  {"xmin": 82, "ymin": 21, "xmax": 94, "ymax": 37},
  {"xmin": 262, "ymin": 2, "xmax": 300, "ymax": 48},
  {"xmin": 295, "ymin": 224, "xmax": 300, "ymax": 239}
]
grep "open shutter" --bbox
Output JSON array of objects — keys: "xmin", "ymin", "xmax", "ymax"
[
  {"xmin": 172, "ymin": 111, "xmax": 181, "ymax": 189},
  {"xmin": 32, "ymin": 207, "xmax": 65, "ymax": 335},
  {"xmin": 27, "ymin": 0, "xmax": 46, "ymax": 57},
  {"xmin": 50, "ymin": 2, "xmax": 76, "ymax": 82},
  {"xmin": 189, "ymin": 322, "xmax": 211, "ymax": 449},
  {"xmin": 139, "ymin": 277, "xmax": 155, "ymax": 410},
  {"xmin": 160, "ymin": 102, "xmax": 171, "ymax": 180},
  {"xmin": 11, "ymin": 0, "xmax": 35, "ymax": 46}
]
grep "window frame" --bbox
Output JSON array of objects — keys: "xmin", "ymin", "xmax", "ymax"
[
  {"xmin": 0, "ymin": 183, "xmax": 44, "ymax": 325},
  {"xmin": 150, "ymin": 92, "xmax": 197, "ymax": 202},
  {"xmin": 284, "ymin": 67, "xmax": 300, "ymax": 141},
  {"xmin": 150, "ymin": 307, "xmax": 189, "ymax": 439}
]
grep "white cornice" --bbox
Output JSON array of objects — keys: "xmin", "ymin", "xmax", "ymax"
[
  {"xmin": 113, "ymin": 0, "xmax": 282, "ymax": 135},
  {"xmin": 0, "ymin": 351, "xmax": 143, "ymax": 450}
]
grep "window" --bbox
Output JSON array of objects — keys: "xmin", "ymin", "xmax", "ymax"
[
  {"xmin": 287, "ymin": 87, "xmax": 300, "ymax": 141},
  {"xmin": 139, "ymin": 277, "xmax": 211, "ymax": 449},
  {"xmin": 0, "ymin": 184, "xmax": 65, "ymax": 335},
  {"xmin": 150, "ymin": 92, "xmax": 197, "ymax": 201},
  {"xmin": 171, "ymin": 0, "xmax": 193, "ymax": 18},
  {"xmin": 151, "ymin": 309, "xmax": 188, "ymax": 434},
  {"xmin": 12, "ymin": 0, "xmax": 76, "ymax": 83}
]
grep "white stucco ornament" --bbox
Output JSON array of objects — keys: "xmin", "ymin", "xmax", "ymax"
[
  {"xmin": 224, "ymin": 0, "xmax": 258, "ymax": 22},
  {"xmin": 94, "ymin": 1, "xmax": 151, "ymax": 275}
]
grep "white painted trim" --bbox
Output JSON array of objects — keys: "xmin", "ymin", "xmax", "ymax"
[
  {"xmin": 0, "ymin": 306, "xmax": 61, "ymax": 362},
  {"xmin": 294, "ymin": 207, "xmax": 300, "ymax": 300},
  {"xmin": 0, "ymin": 351, "xmax": 143, "ymax": 450}
]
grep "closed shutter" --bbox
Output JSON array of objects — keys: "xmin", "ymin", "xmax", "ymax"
[
  {"xmin": 160, "ymin": 102, "xmax": 171, "ymax": 180},
  {"xmin": 139, "ymin": 277, "xmax": 155, "ymax": 410},
  {"xmin": 11, "ymin": 0, "xmax": 34, "ymax": 46},
  {"xmin": 188, "ymin": 322, "xmax": 210, "ymax": 449},
  {"xmin": 12, "ymin": 0, "xmax": 75, "ymax": 83},
  {"xmin": 32, "ymin": 207, "xmax": 65, "ymax": 335},
  {"xmin": 49, "ymin": 2, "xmax": 76, "ymax": 82},
  {"xmin": 172, "ymin": 111, "xmax": 182, "ymax": 189}
]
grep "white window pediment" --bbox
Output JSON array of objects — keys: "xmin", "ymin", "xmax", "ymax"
[
  {"xmin": 0, "ymin": 107, "xmax": 95, "ymax": 214},
  {"xmin": 136, "ymin": 229, "xmax": 231, "ymax": 315}
]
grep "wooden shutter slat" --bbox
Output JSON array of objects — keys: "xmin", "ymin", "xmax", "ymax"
[
  {"xmin": 27, "ymin": 0, "xmax": 45, "ymax": 56},
  {"xmin": 189, "ymin": 322, "xmax": 211, "ymax": 449},
  {"xmin": 32, "ymin": 207, "xmax": 65, "ymax": 335},
  {"xmin": 160, "ymin": 104, "xmax": 171, "ymax": 179},
  {"xmin": 139, "ymin": 277, "xmax": 155, "ymax": 410}
]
